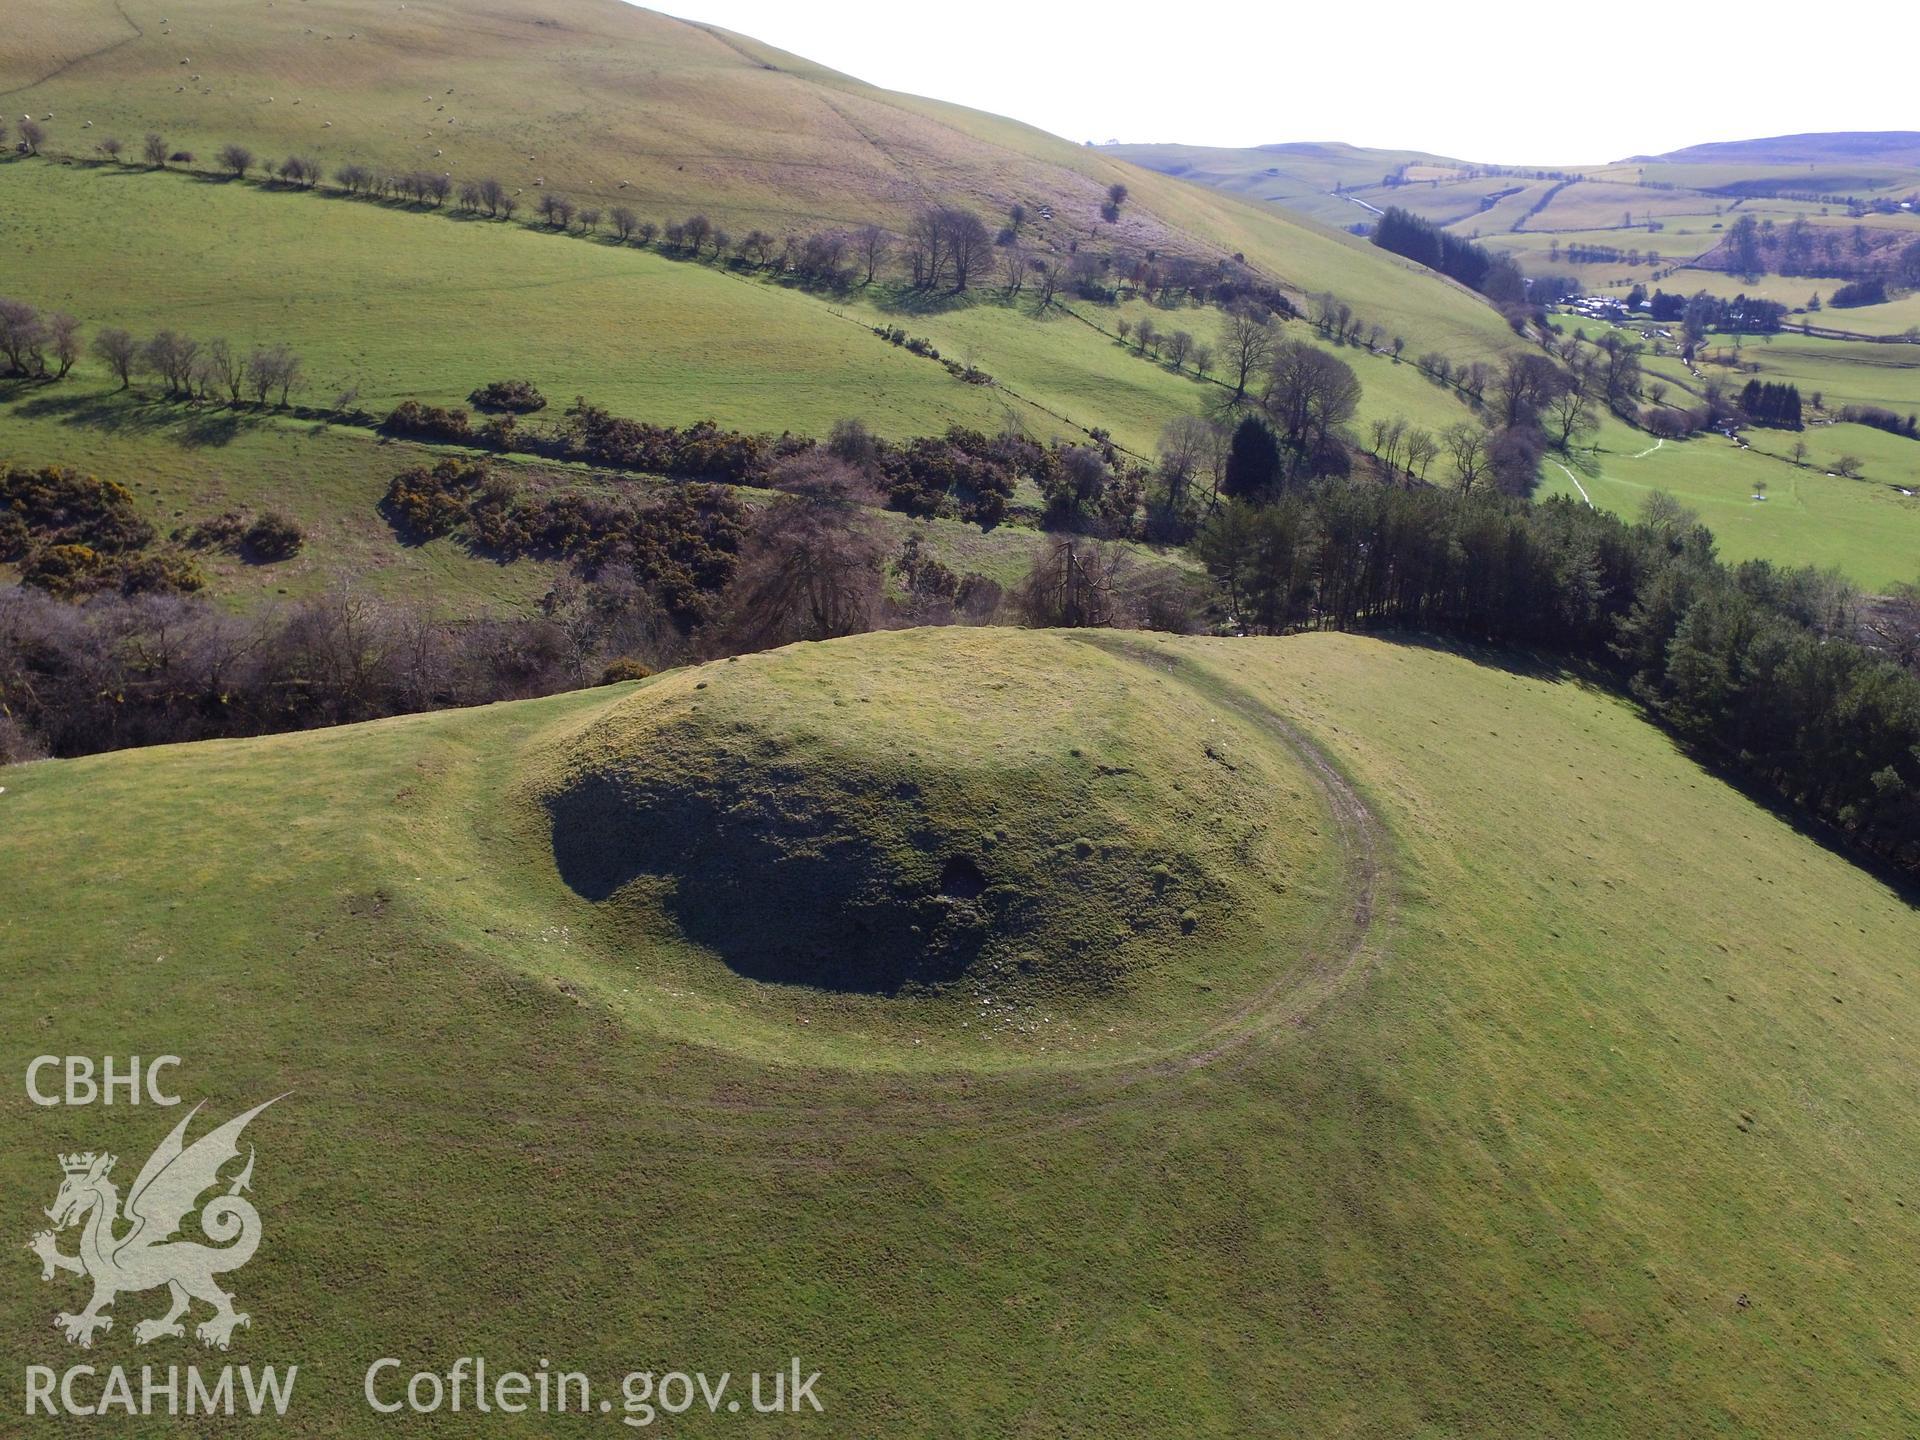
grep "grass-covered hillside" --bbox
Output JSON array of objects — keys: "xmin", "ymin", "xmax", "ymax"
[
  {"xmin": 5, "ymin": 627, "xmax": 1918, "ymax": 1433},
  {"xmin": 0, "ymin": 156, "xmax": 1492, "ymax": 446},
  {"xmin": 5, "ymin": 0, "xmax": 1519, "ymax": 362},
  {"xmin": 0, "ymin": 138, "xmax": 1501, "ymax": 622}
]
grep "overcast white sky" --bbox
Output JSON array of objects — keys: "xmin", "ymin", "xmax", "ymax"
[{"xmin": 649, "ymin": 0, "xmax": 1912, "ymax": 165}]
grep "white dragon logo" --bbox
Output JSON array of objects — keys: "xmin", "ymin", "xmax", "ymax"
[{"xmin": 23, "ymin": 1097, "xmax": 283, "ymax": 1351}]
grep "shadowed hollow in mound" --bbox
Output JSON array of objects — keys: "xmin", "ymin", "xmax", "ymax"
[{"xmin": 536, "ymin": 631, "xmax": 1325, "ymax": 997}]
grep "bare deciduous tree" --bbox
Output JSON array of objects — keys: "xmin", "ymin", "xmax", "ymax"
[
  {"xmin": 1033, "ymin": 257, "xmax": 1067, "ymax": 310},
  {"xmin": 205, "ymin": 339, "xmax": 246, "ymax": 405},
  {"xmin": 1220, "ymin": 305, "xmax": 1277, "ymax": 400},
  {"xmin": 1014, "ymin": 536, "xmax": 1131, "ymax": 628},
  {"xmin": 1405, "ymin": 427, "xmax": 1439, "ymax": 481},
  {"xmin": 141, "ymin": 330, "xmax": 201, "ymax": 397},
  {"xmin": 0, "ymin": 299, "xmax": 49, "ymax": 376},
  {"xmin": 1442, "ymin": 422, "xmax": 1491, "ymax": 493},
  {"xmin": 719, "ymin": 456, "xmax": 884, "ymax": 649},
  {"xmin": 854, "ymin": 225, "xmax": 888, "ymax": 285},
  {"xmin": 244, "ymin": 344, "xmax": 302, "ymax": 406},
  {"xmin": 987, "ymin": 242, "xmax": 1021, "ymax": 297},
  {"xmin": 46, "ymin": 313, "xmax": 80, "ymax": 379},
  {"xmin": 944, "ymin": 209, "xmax": 990, "ymax": 292},
  {"xmin": 92, "ymin": 327, "xmax": 138, "ymax": 388}
]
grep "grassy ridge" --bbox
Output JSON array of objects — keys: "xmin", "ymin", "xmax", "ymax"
[
  {"xmin": 6, "ymin": 0, "xmax": 1524, "ymax": 365},
  {"xmin": 3, "ymin": 628, "xmax": 1918, "ymax": 1433},
  {"xmin": 0, "ymin": 156, "xmax": 1492, "ymax": 452},
  {"xmin": 1, "ymin": 160, "xmax": 1034, "ymax": 441}
]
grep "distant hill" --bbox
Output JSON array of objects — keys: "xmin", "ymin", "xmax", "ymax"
[
  {"xmin": 1631, "ymin": 132, "xmax": 1920, "ymax": 167},
  {"xmin": 1098, "ymin": 140, "xmax": 1470, "ymax": 228}
]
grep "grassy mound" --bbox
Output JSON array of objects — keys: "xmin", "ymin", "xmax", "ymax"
[{"xmin": 531, "ymin": 629, "xmax": 1327, "ymax": 999}]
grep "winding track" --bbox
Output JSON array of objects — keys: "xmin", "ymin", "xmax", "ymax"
[
  {"xmin": 1551, "ymin": 457, "xmax": 1594, "ymax": 507},
  {"xmin": 1074, "ymin": 636, "xmax": 1390, "ymax": 1078},
  {"xmin": 0, "ymin": 1, "xmax": 142, "ymax": 100}
]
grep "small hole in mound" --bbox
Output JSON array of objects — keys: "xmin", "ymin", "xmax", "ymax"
[{"xmin": 939, "ymin": 855, "xmax": 988, "ymax": 900}]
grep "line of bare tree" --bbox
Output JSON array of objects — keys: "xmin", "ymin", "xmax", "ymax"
[
  {"xmin": 92, "ymin": 329, "xmax": 307, "ymax": 406},
  {"xmin": 17, "ymin": 123, "xmax": 1303, "ymax": 316}
]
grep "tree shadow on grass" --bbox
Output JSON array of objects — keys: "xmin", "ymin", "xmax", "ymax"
[
  {"xmin": 858, "ymin": 285, "xmax": 991, "ymax": 320},
  {"xmin": 5, "ymin": 387, "xmax": 267, "ymax": 448},
  {"xmin": 1368, "ymin": 630, "xmax": 1580, "ymax": 686}
]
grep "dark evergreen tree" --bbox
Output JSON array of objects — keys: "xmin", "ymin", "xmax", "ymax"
[{"xmin": 1222, "ymin": 416, "xmax": 1282, "ymax": 499}]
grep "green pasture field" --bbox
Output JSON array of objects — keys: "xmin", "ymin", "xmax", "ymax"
[
  {"xmin": 0, "ymin": 381, "xmax": 1156, "ymax": 613},
  {"xmin": 0, "ymin": 160, "xmax": 1048, "ymax": 442},
  {"xmin": 1802, "ymin": 291, "xmax": 1920, "ymax": 336},
  {"xmin": 0, "ymin": 386, "xmax": 562, "ymax": 613},
  {"xmin": 1557, "ymin": 314, "xmax": 1920, "ymax": 434},
  {"xmin": 1539, "ymin": 415, "xmax": 1919, "ymax": 589},
  {"xmin": 1514, "ymin": 178, "xmax": 1722, "ymax": 230},
  {"xmin": 1728, "ymin": 334, "xmax": 1920, "ymax": 413}
]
